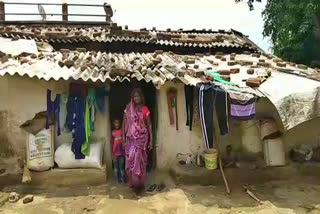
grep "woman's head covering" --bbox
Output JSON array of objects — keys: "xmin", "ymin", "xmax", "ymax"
[{"xmin": 130, "ymin": 88, "xmax": 145, "ymax": 105}]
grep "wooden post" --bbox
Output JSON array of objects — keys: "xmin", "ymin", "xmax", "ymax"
[
  {"xmin": 0, "ymin": 2, "xmax": 5, "ymax": 21},
  {"xmin": 62, "ymin": 3, "xmax": 68, "ymax": 21}
]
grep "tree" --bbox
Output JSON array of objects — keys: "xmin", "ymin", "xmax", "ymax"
[{"xmin": 237, "ymin": 0, "xmax": 320, "ymax": 67}]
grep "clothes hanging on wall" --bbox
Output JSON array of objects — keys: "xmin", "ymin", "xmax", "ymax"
[
  {"xmin": 81, "ymin": 101, "xmax": 93, "ymax": 156},
  {"xmin": 193, "ymin": 88, "xmax": 201, "ymax": 126},
  {"xmin": 184, "ymin": 85, "xmax": 194, "ymax": 131},
  {"xmin": 87, "ymin": 88, "xmax": 96, "ymax": 131},
  {"xmin": 167, "ymin": 88, "xmax": 178, "ymax": 130},
  {"xmin": 59, "ymin": 92, "xmax": 68, "ymax": 133},
  {"xmin": 229, "ymin": 92, "xmax": 256, "ymax": 120},
  {"xmin": 66, "ymin": 84, "xmax": 87, "ymax": 159},
  {"xmin": 46, "ymin": 89, "xmax": 61, "ymax": 136},
  {"xmin": 95, "ymin": 88, "xmax": 109, "ymax": 114},
  {"xmin": 213, "ymin": 85, "xmax": 229, "ymax": 135},
  {"xmin": 199, "ymin": 84, "xmax": 214, "ymax": 149}
]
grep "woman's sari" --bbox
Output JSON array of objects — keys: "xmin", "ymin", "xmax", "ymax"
[{"xmin": 124, "ymin": 101, "xmax": 149, "ymax": 188}]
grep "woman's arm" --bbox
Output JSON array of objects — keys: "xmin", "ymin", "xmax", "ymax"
[
  {"xmin": 122, "ymin": 113, "xmax": 126, "ymax": 148},
  {"xmin": 147, "ymin": 116, "xmax": 153, "ymax": 151}
]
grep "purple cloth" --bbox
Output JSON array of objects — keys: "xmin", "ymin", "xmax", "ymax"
[
  {"xmin": 124, "ymin": 100, "xmax": 149, "ymax": 188},
  {"xmin": 230, "ymin": 98, "xmax": 256, "ymax": 120}
]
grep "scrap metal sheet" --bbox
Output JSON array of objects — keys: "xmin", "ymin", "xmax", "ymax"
[{"xmin": 259, "ymin": 71, "xmax": 320, "ymax": 130}]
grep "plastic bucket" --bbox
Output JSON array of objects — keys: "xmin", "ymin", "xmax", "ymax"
[{"xmin": 204, "ymin": 149, "xmax": 218, "ymax": 170}]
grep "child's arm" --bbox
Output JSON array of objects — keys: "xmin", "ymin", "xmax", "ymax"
[{"xmin": 110, "ymin": 132, "xmax": 114, "ymax": 159}]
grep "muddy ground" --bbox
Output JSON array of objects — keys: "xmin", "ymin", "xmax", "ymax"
[{"xmin": 1, "ymin": 173, "xmax": 320, "ymax": 214}]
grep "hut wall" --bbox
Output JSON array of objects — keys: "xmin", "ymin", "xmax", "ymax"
[{"xmin": 0, "ymin": 76, "xmax": 111, "ymax": 167}]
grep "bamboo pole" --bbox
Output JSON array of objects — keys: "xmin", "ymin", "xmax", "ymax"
[{"xmin": 213, "ymin": 121, "xmax": 230, "ymax": 195}]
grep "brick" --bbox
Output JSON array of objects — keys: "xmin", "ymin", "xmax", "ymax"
[
  {"xmin": 246, "ymin": 78, "xmax": 261, "ymax": 87},
  {"xmin": 252, "ymin": 53, "xmax": 261, "ymax": 58},
  {"xmin": 23, "ymin": 195, "xmax": 34, "ymax": 204},
  {"xmin": 297, "ymin": 64, "xmax": 308, "ymax": 70},
  {"xmin": 184, "ymin": 59, "xmax": 195, "ymax": 64},
  {"xmin": 65, "ymin": 60, "xmax": 75, "ymax": 68},
  {"xmin": 0, "ymin": 55, "xmax": 8, "ymax": 63},
  {"xmin": 220, "ymin": 75, "xmax": 230, "ymax": 81},
  {"xmin": 230, "ymin": 68, "xmax": 240, "ymax": 74},
  {"xmin": 228, "ymin": 61, "xmax": 237, "ymax": 66},
  {"xmin": 218, "ymin": 70, "xmax": 231, "ymax": 75},
  {"xmin": 247, "ymin": 68, "xmax": 255, "ymax": 74},
  {"xmin": 276, "ymin": 62, "xmax": 287, "ymax": 67}
]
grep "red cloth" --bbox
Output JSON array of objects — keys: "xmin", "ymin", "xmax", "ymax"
[
  {"xmin": 112, "ymin": 129, "xmax": 124, "ymax": 156},
  {"xmin": 70, "ymin": 83, "xmax": 88, "ymax": 97}
]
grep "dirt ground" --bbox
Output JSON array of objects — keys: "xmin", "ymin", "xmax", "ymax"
[{"xmin": 1, "ymin": 173, "xmax": 320, "ymax": 214}]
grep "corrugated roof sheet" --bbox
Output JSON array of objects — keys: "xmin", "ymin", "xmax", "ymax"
[
  {"xmin": 0, "ymin": 42, "xmax": 319, "ymax": 95},
  {"xmin": 0, "ymin": 24, "xmax": 258, "ymax": 50}
]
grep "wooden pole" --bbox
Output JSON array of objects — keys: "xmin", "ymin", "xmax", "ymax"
[
  {"xmin": 213, "ymin": 118, "xmax": 231, "ymax": 195},
  {"xmin": 0, "ymin": 2, "xmax": 5, "ymax": 21},
  {"xmin": 62, "ymin": 3, "xmax": 68, "ymax": 21}
]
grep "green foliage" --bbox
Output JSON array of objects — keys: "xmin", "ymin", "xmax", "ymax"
[
  {"xmin": 263, "ymin": 0, "xmax": 320, "ymax": 66},
  {"xmin": 236, "ymin": 0, "xmax": 320, "ymax": 66}
]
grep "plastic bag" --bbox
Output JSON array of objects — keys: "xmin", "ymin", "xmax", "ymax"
[{"xmin": 55, "ymin": 143, "xmax": 103, "ymax": 169}]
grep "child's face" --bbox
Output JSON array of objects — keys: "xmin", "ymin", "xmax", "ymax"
[{"xmin": 113, "ymin": 120, "xmax": 121, "ymax": 129}]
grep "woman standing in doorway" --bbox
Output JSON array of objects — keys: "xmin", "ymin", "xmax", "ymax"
[{"xmin": 122, "ymin": 88, "xmax": 153, "ymax": 193}]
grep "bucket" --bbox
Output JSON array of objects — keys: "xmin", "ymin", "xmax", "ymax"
[{"xmin": 204, "ymin": 149, "xmax": 218, "ymax": 170}]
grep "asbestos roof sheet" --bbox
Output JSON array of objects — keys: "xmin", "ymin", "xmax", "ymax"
[
  {"xmin": 0, "ymin": 43, "xmax": 319, "ymax": 96},
  {"xmin": 0, "ymin": 24, "xmax": 258, "ymax": 50}
]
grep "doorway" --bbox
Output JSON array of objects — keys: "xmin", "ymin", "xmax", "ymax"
[{"xmin": 109, "ymin": 80, "xmax": 157, "ymax": 171}]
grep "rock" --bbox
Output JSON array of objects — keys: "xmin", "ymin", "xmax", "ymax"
[
  {"xmin": 119, "ymin": 194, "xmax": 124, "ymax": 200},
  {"xmin": 83, "ymin": 207, "xmax": 95, "ymax": 212},
  {"xmin": 0, "ymin": 193, "xmax": 9, "ymax": 206},
  {"xmin": 23, "ymin": 195, "xmax": 34, "ymax": 204},
  {"xmin": 9, "ymin": 192, "xmax": 20, "ymax": 203}
]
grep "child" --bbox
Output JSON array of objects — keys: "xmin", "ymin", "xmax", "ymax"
[
  {"xmin": 111, "ymin": 119, "xmax": 126, "ymax": 183},
  {"xmin": 223, "ymin": 145, "xmax": 237, "ymax": 168}
]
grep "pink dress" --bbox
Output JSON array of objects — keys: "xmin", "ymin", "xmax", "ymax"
[{"xmin": 124, "ymin": 102, "xmax": 150, "ymax": 188}]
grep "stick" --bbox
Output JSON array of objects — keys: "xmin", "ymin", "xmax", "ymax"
[
  {"xmin": 213, "ymin": 124, "xmax": 230, "ymax": 195},
  {"xmin": 244, "ymin": 186, "xmax": 263, "ymax": 204}
]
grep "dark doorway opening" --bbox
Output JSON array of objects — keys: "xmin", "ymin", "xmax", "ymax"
[{"xmin": 109, "ymin": 80, "xmax": 157, "ymax": 172}]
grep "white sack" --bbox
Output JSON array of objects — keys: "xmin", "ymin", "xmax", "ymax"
[{"xmin": 55, "ymin": 143, "xmax": 103, "ymax": 169}]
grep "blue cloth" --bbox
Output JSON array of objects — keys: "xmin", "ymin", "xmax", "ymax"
[
  {"xmin": 95, "ymin": 88, "xmax": 109, "ymax": 114},
  {"xmin": 46, "ymin": 89, "xmax": 61, "ymax": 136},
  {"xmin": 66, "ymin": 95, "xmax": 86, "ymax": 160}
]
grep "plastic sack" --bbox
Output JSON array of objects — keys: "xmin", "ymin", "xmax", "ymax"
[
  {"xmin": 26, "ymin": 128, "xmax": 54, "ymax": 171},
  {"xmin": 55, "ymin": 143, "xmax": 103, "ymax": 169}
]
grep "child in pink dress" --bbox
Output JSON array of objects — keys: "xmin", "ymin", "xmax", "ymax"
[{"xmin": 111, "ymin": 119, "xmax": 126, "ymax": 183}]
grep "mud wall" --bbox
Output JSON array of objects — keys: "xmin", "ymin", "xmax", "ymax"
[
  {"xmin": 0, "ymin": 76, "xmax": 111, "ymax": 166},
  {"xmin": 156, "ymin": 85, "xmax": 320, "ymax": 169}
]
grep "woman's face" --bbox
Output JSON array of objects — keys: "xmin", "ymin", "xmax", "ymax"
[{"xmin": 133, "ymin": 92, "xmax": 142, "ymax": 104}]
